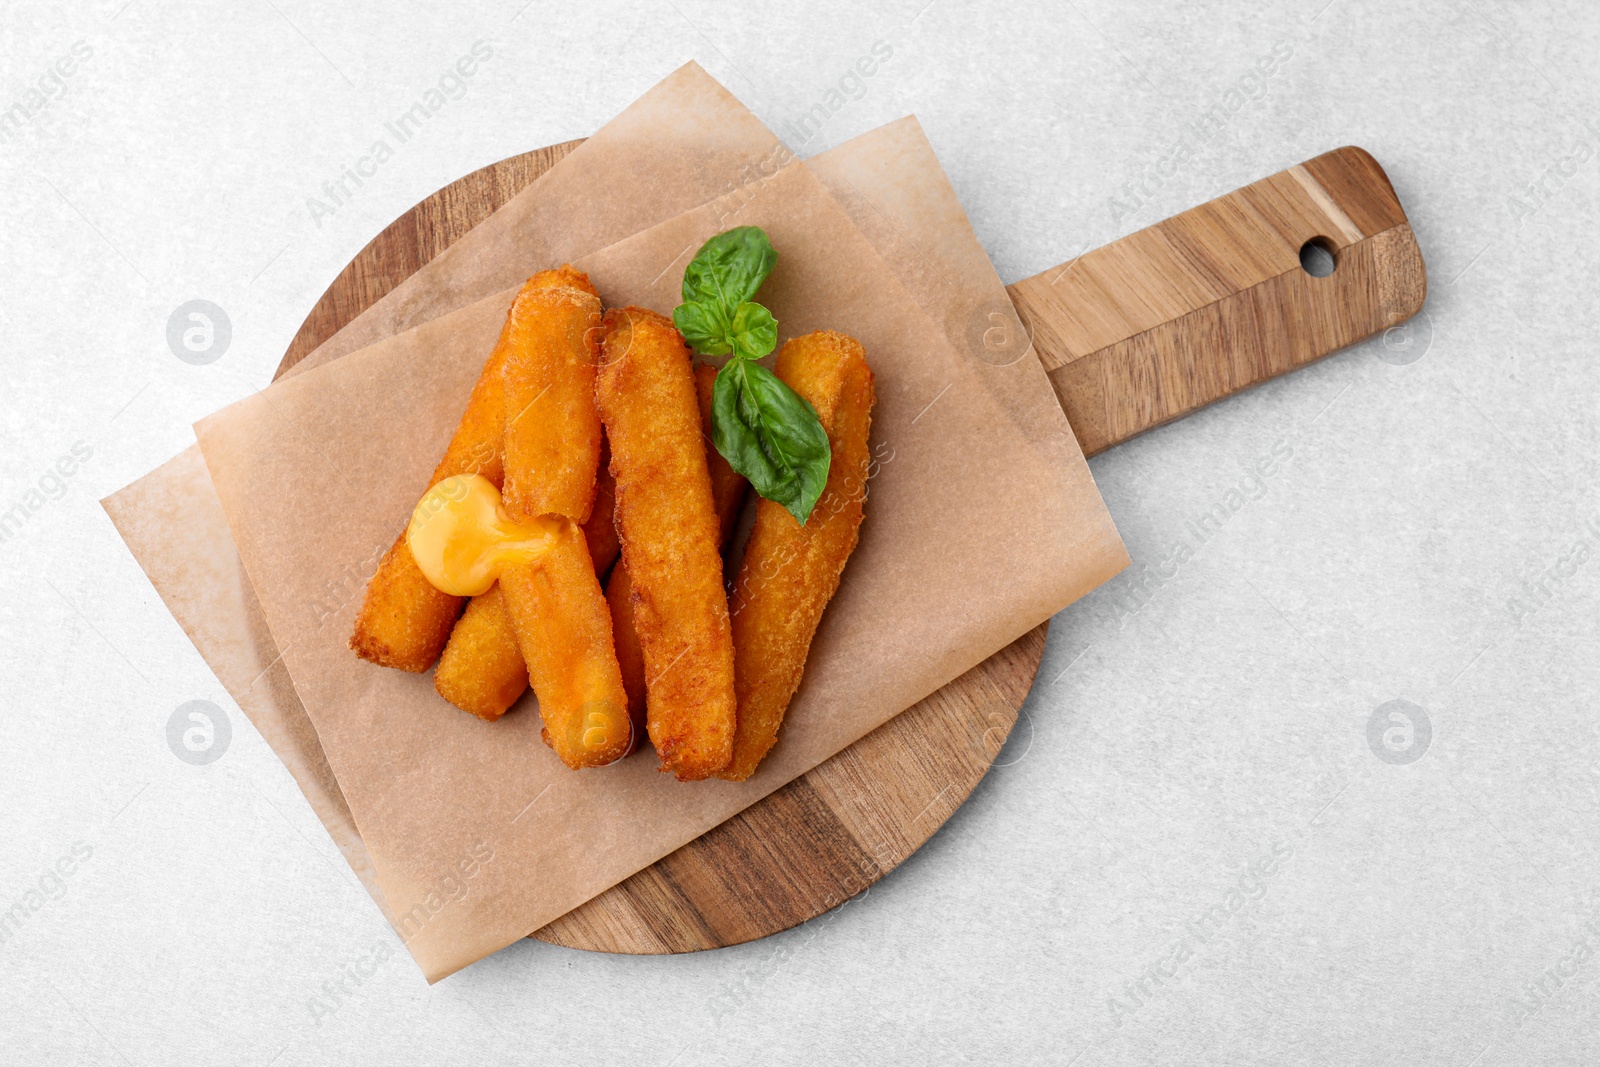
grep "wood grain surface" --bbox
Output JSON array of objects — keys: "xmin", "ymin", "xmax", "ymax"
[
  {"xmin": 1007, "ymin": 146, "xmax": 1427, "ymax": 456},
  {"xmin": 278, "ymin": 141, "xmax": 1423, "ymax": 954}
]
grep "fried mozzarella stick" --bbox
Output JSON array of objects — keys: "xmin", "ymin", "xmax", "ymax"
[
  {"xmin": 717, "ymin": 331, "xmax": 875, "ymax": 782},
  {"xmin": 433, "ymin": 584, "xmax": 525, "ymax": 720},
  {"xmin": 500, "ymin": 522, "xmax": 631, "ymax": 765},
  {"xmin": 596, "ymin": 309, "xmax": 737, "ymax": 780},
  {"xmin": 433, "ymin": 455, "xmax": 619, "ymax": 721},
  {"xmin": 348, "ymin": 272, "xmax": 530, "ymax": 672},
  {"xmin": 608, "ymin": 363, "xmax": 747, "ymax": 732},
  {"xmin": 582, "ymin": 449, "xmax": 622, "ymax": 573},
  {"xmin": 501, "ymin": 270, "xmax": 605, "ymax": 524},
  {"xmin": 492, "ymin": 268, "xmax": 631, "ymax": 768}
]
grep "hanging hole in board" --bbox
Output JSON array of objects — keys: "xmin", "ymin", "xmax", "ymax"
[{"xmin": 1299, "ymin": 236, "xmax": 1338, "ymax": 278}]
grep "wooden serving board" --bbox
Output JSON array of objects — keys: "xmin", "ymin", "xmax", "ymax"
[{"xmin": 278, "ymin": 141, "xmax": 1424, "ymax": 954}]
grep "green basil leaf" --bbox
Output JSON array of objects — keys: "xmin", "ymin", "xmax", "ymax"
[
  {"xmin": 672, "ymin": 301, "xmax": 733, "ymax": 356},
  {"xmin": 728, "ymin": 301, "xmax": 777, "ymax": 362},
  {"xmin": 681, "ymin": 226, "xmax": 777, "ymax": 313},
  {"xmin": 712, "ymin": 362, "xmax": 799, "ymax": 514},
  {"xmin": 711, "ymin": 360, "xmax": 831, "ymax": 525}
]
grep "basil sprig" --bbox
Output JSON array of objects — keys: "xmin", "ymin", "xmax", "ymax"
[{"xmin": 673, "ymin": 227, "xmax": 830, "ymax": 524}]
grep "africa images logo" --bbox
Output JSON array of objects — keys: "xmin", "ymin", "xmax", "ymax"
[
  {"xmin": 1366, "ymin": 699, "xmax": 1430, "ymax": 765},
  {"xmin": 166, "ymin": 700, "xmax": 231, "ymax": 765},
  {"xmin": 166, "ymin": 300, "xmax": 231, "ymax": 365}
]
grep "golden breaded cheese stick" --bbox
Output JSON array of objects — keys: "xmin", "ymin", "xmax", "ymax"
[
  {"xmin": 596, "ymin": 308, "xmax": 736, "ymax": 781},
  {"xmin": 717, "ymin": 331, "xmax": 875, "ymax": 782},
  {"xmin": 609, "ymin": 362, "xmax": 747, "ymax": 734},
  {"xmin": 491, "ymin": 268, "xmax": 629, "ymax": 767},
  {"xmin": 582, "ymin": 444, "xmax": 621, "ymax": 575},
  {"xmin": 500, "ymin": 522, "xmax": 631, "ymax": 767},
  {"xmin": 349, "ymin": 268, "xmax": 593, "ymax": 671},
  {"xmin": 433, "ymin": 451, "xmax": 620, "ymax": 720},
  {"xmin": 431, "ymin": 584, "xmax": 524, "ymax": 721},
  {"xmin": 501, "ymin": 266, "xmax": 604, "ymax": 524},
  {"xmin": 604, "ymin": 563, "xmax": 647, "ymax": 739}
]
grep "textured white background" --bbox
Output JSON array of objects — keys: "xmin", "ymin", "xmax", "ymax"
[{"xmin": 3, "ymin": 0, "xmax": 1598, "ymax": 1063}]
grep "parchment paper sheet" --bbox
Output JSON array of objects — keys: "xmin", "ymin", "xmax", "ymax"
[
  {"xmin": 109, "ymin": 65, "xmax": 1127, "ymax": 981},
  {"xmin": 296, "ymin": 63, "xmax": 792, "ymax": 373},
  {"xmin": 103, "ymin": 63, "xmax": 785, "ymax": 921}
]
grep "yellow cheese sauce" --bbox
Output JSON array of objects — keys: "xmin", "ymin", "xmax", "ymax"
[{"xmin": 406, "ymin": 474, "xmax": 558, "ymax": 597}]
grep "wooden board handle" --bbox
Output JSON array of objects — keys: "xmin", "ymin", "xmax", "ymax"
[{"xmin": 1006, "ymin": 146, "xmax": 1426, "ymax": 456}]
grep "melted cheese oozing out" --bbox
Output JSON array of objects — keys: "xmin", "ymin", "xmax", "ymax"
[{"xmin": 406, "ymin": 474, "xmax": 558, "ymax": 597}]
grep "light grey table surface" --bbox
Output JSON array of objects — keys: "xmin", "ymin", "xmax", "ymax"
[{"xmin": 4, "ymin": 0, "xmax": 1597, "ymax": 1063}]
